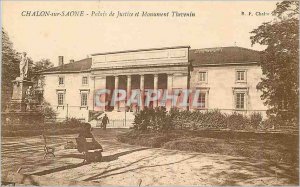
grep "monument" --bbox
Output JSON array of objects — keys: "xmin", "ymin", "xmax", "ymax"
[
  {"xmin": 2, "ymin": 52, "xmax": 43, "ymax": 125},
  {"xmin": 9, "ymin": 52, "xmax": 32, "ymax": 111}
]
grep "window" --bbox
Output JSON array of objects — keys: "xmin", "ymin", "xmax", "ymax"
[
  {"xmin": 81, "ymin": 93, "xmax": 88, "ymax": 106},
  {"xmin": 58, "ymin": 93, "xmax": 64, "ymax": 105},
  {"xmin": 199, "ymin": 72, "xmax": 207, "ymax": 82},
  {"xmin": 236, "ymin": 70, "xmax": 246, "ymax": 82},
  {"xmin": 233, "ymin": 88, "xmax": 248, "ymax": 110},
  {"xmin": 59, "ymin": 77, "xmax": 64, "ymax": 85},
  {"xmin": 194, "ymin": 88, "xmax": 209, "ymax": 109},
  {"xmin": 235, "ymin": 93, "xmax": 245, "ymax": 109},
  {"xmin": 82, "ymin": 76, "xmax": 88, "ymax": 85},
  {"xmin": 198, "ymin": 93, "xmax": 206, "ymax": 108}
]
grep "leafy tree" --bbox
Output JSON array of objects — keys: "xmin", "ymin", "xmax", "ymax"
[
  {"xmin": 29, "ymin": 59, "xmax": 54, "ymax": 105},
  {"xmin": 32, "ymin": 59, "xmax": 54, "ymax": 74},
  {"xmin": 31, "ymin": 58, "xmax": 54, "ymax": 86},
  {"xmin": 250, "ymin": 1, "xmax": 299, "ymax": 122},
  {"xmin": 2, "ymin": 28, "xmax": 19, "ymax": 110}
]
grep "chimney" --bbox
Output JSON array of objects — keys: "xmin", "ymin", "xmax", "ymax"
[
  {"xmin": 58, "ymin": 56, "xmax": 64, "ymax": 66},
  {"xmin": 70, "ymin": 59, "xmax": 75, "ymax": 63}
]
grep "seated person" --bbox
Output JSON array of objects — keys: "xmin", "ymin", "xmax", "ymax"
[{"xmin": 77, "ymin": 123, "xmax": 103, "ymax": 152}]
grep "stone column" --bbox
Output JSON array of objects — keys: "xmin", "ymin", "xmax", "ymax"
[
  {"xmin": 167, "ymin": 74, "xmax": 173, "ymax": 91},
  {"xmin": 167, "ymin": 74, "xmax": 173, "ymax": 111},
  {"xmin": 114, "ymin": 76, "xmax": 119, "ymax": 111},
  {"xmin": 140, "ymin": 74, "xmax": 144, "ymax": 110},
  {"xmin": 153, "ymin": 74, "xmax": 159, "ymax": 108},
  {"xmin": 94, "ymin": 76, "xmax": 106, "ymax": 111},
  {"xmin": 126, "ymin": 75, "xmax": 131, "ymax": 111}
]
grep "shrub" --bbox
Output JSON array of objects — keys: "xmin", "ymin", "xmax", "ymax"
[
  {"xmin": 198, "ymin": 110, "xmax": 227, "ymax": 129},
  {"xmin": 42, "ymin": 101, "xmax": 57, "ymax": 119},
  {"xmin": 225, "ymin": 112, "xmax": 250, "ymax": 130},
  {"xmin": 249, "ymin": 112, "xmax": 263, "ymax": 129},
  {"xmin": 2, "ymin": 117, "xmax": 83, "ymax": 137},
  {"xmin": 63, "ymin": 117, "xmax": 83, "ymax": 128},
  {"xmin": 170, "ymin": 110, "xmax": 254, "ymax": 131},
  {"xmin": 169, "ymin": 108, "xmax": 191, "ymax": 129},
  {"xmin": 43, "ymin": 117, "xmax": 83, "ymax": 130},
  {"xmin": 133, "ymin": 108, "xmax": 290, "ymax": 133},
  {"xmin": 259, "ymin": 115, "xmax": 297, "ymax": 130},
  {"xmin": 133, "ymin": 107, "xmax": 173, "ymax": 133},
  {"xmin": 2, "ymin": 128, "xmax": 81, "ymax": 137},
  {"xmin": 133, "ymin": 108, "xmax": 154, "ymax": 132},
  {"xmin": 169, "ymin": 109, "xmax": 227, "ymax": 130},
  {"xmin": 2, "ymin": 129, "xmax": 43, "ymax": 137},
  {"xmin": 2, "ymin": 123, "xmax": 44, "ymax": 131}
]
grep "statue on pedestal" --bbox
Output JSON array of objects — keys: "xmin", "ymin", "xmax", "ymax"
[
  {"xmin": 19, "ymin": 52, "xmax": 29, "ymax": 80},
  {"xmin": 2, "ymin": 51, "xmax": 43, "ymax": 126}
]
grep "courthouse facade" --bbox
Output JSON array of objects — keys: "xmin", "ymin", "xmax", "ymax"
[{"xmin": 41, "ymin": 46, "xmax": 268, "ymax": 121}]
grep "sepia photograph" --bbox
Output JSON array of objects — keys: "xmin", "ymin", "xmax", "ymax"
[{"xmin": 1, "ymin": 0, "xmax": 299, "ymax": 186}]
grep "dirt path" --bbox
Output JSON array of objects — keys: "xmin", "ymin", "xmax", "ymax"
[{"xmin": 2, "ymin": 129, "xmax": 298, "ymax": 186}]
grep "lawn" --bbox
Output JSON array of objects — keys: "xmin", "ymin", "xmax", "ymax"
[{"xmin": 117, "ymin": 129, "xmax": 299, "ymax": 164}]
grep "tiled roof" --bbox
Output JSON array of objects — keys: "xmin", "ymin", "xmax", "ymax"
[
  {"xmin": 189, "ymin": 46, "xmax": 261, "ymax": 66},
  {"xmin": 42, "ymin": 47, "xmax": 261, "ymax": 73},
  {"xmin": 41, "ymin": 58, "xmax": 92, "ymax": 73}
]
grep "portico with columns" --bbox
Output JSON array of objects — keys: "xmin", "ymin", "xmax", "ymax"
[{"xmin": 91, "ymin": 46, "xmax": 190, "ymax": 112}]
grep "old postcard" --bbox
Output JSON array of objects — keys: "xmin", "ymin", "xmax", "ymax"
[{"xmin": 1, "ymin": 0, "xmax": 299, "ymax": 186}]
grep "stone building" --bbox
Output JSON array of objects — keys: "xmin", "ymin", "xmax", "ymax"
[{"xmin": 41, "ymin": 46, "xmax": 267, "ymax": 126}]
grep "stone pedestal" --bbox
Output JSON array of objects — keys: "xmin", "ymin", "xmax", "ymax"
[
  {"xmin": 2, "ymin": 78, "xmax": 44, "ymax": 126},
  {"xmin": 8, "ymin": 79, "xmax": 33, "ymax": 112}
]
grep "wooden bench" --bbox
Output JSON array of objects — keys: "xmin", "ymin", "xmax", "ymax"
[{"xmin": 42, "ymin": 134, "xmax": 55, "ymax": 159}]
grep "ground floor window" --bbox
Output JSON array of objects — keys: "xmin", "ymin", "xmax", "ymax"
[
  {"xmin": 58, "ymin": 93, "xmax": 64, "ymax": 105},
  {"xmin": 235, "ymin": 93, "xmax": 245, "ymax": 109},
  {"xmin": 198, "ymin": 92, "xmax": 206, "ymax": 108},
  {"xmin": 81, "ymin": 92, "xmax": 88, "ymax": 106},
  {"xmin": 195, "ymin": 88, "xmax": 209, "ymax": 109}
]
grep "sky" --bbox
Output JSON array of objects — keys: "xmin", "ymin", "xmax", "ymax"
[{"xmin": 2, "ymin": 1, "xmax": 278, "ymax": 66}]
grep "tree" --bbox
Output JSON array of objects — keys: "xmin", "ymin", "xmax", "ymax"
[
  {"xmin": 2, "ymin": 28, "xmax": 19, "ymax": 110},
  {"xmin": 42, "ymin": 101, "xmax": 57, "ymax": 119},
  {"xmin": 31, "ymin": 58, "xmax": 54, "ymax": 84},
  {"xmin": 30, "ymin": 59, "xmax": 54, "ymax": 104},
  {"xmin": 250, "ymin": 1, "xmax": 299, "ymax": 122},
  {"xmin": 32, "ymin": 59, "xmax": 54, "ymax": 73}
]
